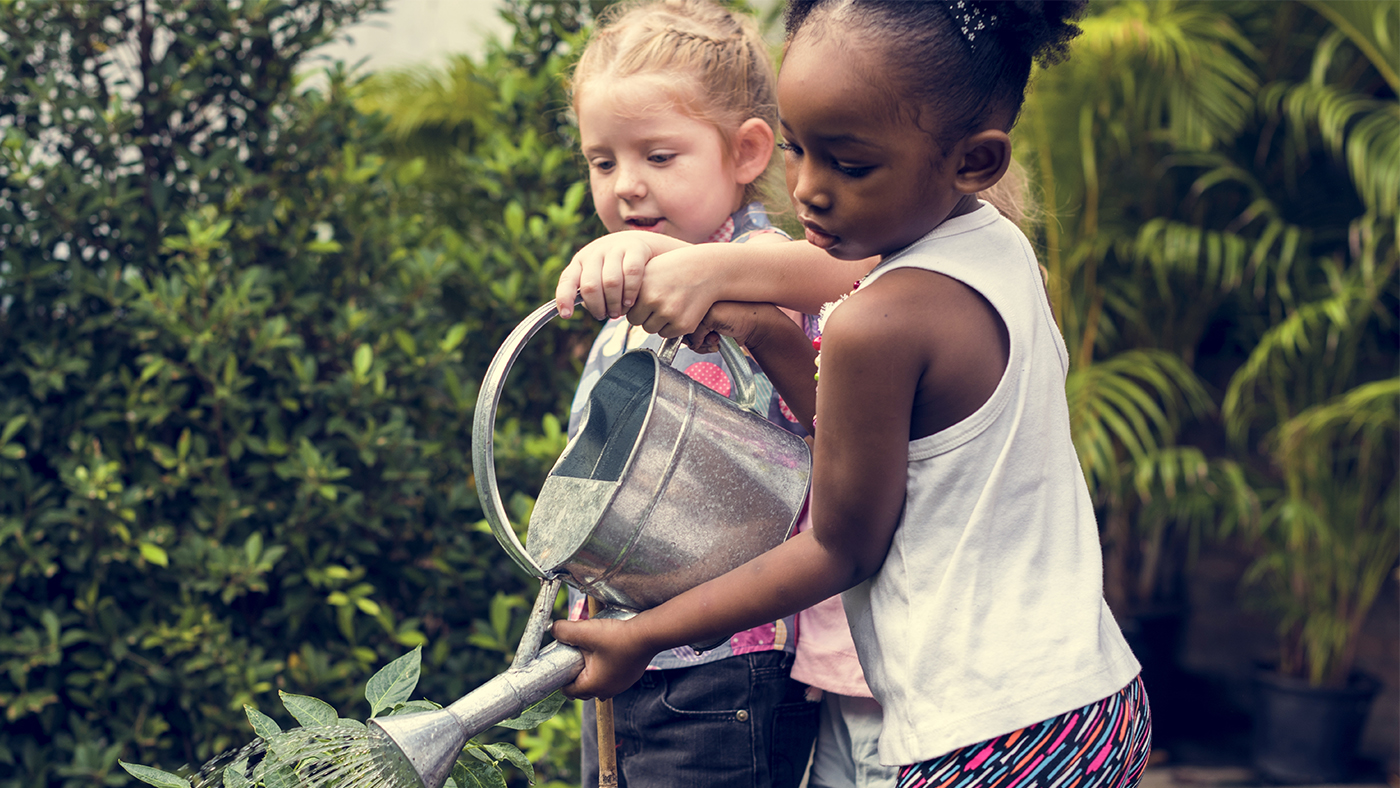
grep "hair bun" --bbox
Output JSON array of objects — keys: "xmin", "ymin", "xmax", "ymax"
[{"xmin": 995, "ymin": 0, "xmax": 1088, "ymax": 66}]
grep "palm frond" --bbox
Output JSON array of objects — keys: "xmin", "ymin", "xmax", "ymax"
[
  {"xmin": 1302, "ymin": 0, "xmax": 1400, "ymax": 94},
  {"xmin": 1067, "ymin": 349, "xmax": 1213, "ymax": 495},
  {"xmin": 1072, "ymin": 1, "xmax": 1259, "ymax": 151},
  {"xmin": 357, "ymin": 55, "xmax": 496, "ymax": 154},
  {"xmin": 1126, "ymin": 447, "xmax": 1259, "ymax": 603},
  {"xmin": 1259, "ymin": 78, "xmax": 1400, "ymax": 219},
  {"xmin": 1222, "ymin": 261, "xmax": 1395, "ymax": 445},
  {"xmin": 1275, "ymin": 377, "xmax": 1400, "ymax": 467},
  {"xmin": 1243, "ymin": 379, "xmax": 1399, "ymax": 685}
]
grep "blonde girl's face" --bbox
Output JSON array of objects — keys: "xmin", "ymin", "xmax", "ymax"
[
  {"xmin": 778, "ymin": 31, "xmax": 978, "ymax": 260},
  {"xmin": 578, "ymin": 76, "xmax": 750, "ymax": 244}
]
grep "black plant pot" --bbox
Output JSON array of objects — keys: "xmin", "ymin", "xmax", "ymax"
[
  {"xmin": 1119, "ymin": 608, "xmax": 1188, "ymax": 743},
  {"xmin": 1251, "ymin": 669, "xmax": 1379, "ymax": 784}
]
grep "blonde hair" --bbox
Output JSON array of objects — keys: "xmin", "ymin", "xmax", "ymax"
[
  {"xmin": 978, "ymin": 157, "xmax": 1039, "ymax": 231},
  {"xmin": 570, "ymin": 0, "xmax": 779, "ymax": 205}
]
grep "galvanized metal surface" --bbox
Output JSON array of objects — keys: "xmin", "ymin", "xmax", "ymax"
[
  {"xmin": 533, "ymin": 346, "xmax": 809, "ymax": 610},
  {"xmin": 473, "ymin": 298, "xmax": 811, "ymax": 611}
]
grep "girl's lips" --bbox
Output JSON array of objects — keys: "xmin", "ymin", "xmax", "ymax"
[
  {"xmin": 802, "ymin": 222, "xmax": 837, "ymax": 250},
  {"xmin": 625, "ymin": 217, "xmax": 664, "ymax": 232}
]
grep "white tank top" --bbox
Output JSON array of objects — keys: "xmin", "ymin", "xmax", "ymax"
[{"xmin": 838, "ymin": 202, "xmax": 1141, "ymax": 764}]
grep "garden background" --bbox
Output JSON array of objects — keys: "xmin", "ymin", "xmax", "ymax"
[{"xmin": 0, "ymin": 1, "xmax": 1395, "ymax": 786}]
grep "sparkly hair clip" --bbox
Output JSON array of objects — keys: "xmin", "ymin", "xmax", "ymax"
[{"xmin": 943, "ymin": 0, "xmax": 1000, "ymax": 50}]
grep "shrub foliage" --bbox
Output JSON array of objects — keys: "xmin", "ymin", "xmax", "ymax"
[{"xmin": 0, "ymin": 1, "xmax": 604, "ymax": 784}]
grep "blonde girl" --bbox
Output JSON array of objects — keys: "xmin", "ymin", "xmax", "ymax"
[{"xmin": 562, "ymin": 2, "xmax": 819, "ymax": 786}]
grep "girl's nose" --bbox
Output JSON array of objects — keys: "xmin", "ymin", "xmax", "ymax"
[
  {"xmin": 789, "ymin": 160, "xmax": 829, "ymax": 212},
  {"xmin": 614, "ymin": 163, "xmax": 646, "ymax": 201}
]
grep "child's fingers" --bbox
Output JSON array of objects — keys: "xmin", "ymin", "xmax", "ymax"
[
  {"xmin": 551, "ymin": 619, "xmax": 646, "ymax": 701},
  {"xmin": 600, "ymin": 247, "xmax": 629, "ymax": 319},
  {"xmin": 683, "ymin": 328, "xmax": 721, "ymax": 354},
  {"xmin": 638, "ymin": 309, "xmax": 682, "ymax": 338},
  {"xmin": 576, "ymin": 255, "xmax": 612, "ymax": 320},
  {"xmin": 556, "ymin": 257, "xmax": 584, "ymax": 318},
  {"xmin": 619, "ymin": 246, "xmax": 649, "ymax": 313}
]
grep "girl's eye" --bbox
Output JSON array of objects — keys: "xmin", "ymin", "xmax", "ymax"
[
  {"xmin": 834, "ymin": 162, "xmax": 873, "ymax": 178},
  {"xmin": 777, "ymin": 141, "xmax": 801, "ymax": 156},
  {"xmin": 648, "ymin": 153, "xmax": 676, "ymax": 164},
  {"xmin": 590, "ymin": 159, "xmax": 615, "ymax": 173}
]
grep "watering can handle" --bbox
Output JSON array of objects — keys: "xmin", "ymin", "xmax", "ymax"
[
  {"xmin": 657, "ymin": 335, "xmax": 760, "ymax": 416},
  {"xmin": 473, "ymin": 298, "xmax": 567, "ymax": 579},
  {"xmin": 474, "ymin": 297, "xmax": 765, "ymax": 579}
]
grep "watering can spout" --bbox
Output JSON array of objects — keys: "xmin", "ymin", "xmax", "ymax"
[
  {"xmin": 367, "ymin": 639, "xmax": 585, "ymax": 788},
  {"xmin": 366, "ymin": 582, "xmax": 629, "ymax": 788},
  {"xmin": 367, "ymin": 637, "xmax": 586, "ymax": 788}
]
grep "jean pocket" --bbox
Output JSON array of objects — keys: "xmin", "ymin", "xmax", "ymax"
[
  {"xmin": 769, "ymin": 697, "xmax": 820, "ymax": 788},
  {"xmin": 657, "ymin": 668, "xmax": 747, "ymax": 719}
]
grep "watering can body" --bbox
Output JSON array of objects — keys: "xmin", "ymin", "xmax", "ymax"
[
  {"xmin": 476, "ymin": 299, "xmax": 811, "ymax": 609},
  {"xmin": 528, "ymin": 338, "xmax": 811, "ymax": 610}
]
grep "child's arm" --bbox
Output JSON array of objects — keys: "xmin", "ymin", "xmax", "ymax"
[
  {"xmin": 557, "ymin": 236, "xmax": 873, "ymax": 328},
  {"xmin": 623, "ymin": 241, "xmax": 873, "ymax": 336},
  {"xmin": 552, "ymin": 289, "xmax": 918, "ymax": 699}
]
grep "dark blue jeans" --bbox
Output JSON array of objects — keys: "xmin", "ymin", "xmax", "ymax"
[{"xmin": 581, "ymin": 651, "xmax": 819, "ymax": 788}]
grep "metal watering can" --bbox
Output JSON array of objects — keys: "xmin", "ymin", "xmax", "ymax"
[{"xmin": 368, "ymin": 298, "xmax": 811, "ymax": 788}]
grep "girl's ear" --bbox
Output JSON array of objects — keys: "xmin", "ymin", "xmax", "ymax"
[
  {"xmin": 733, "ymin": 117, "xmax": 776, "ymax": 186},
  {"xmin": 954, "ymin": 129, "xmax": 1011, "ymax": 194}
]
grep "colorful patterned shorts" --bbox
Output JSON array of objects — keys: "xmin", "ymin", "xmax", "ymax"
[{"xmin": 897, "ymin": 676, "xmax": 1151, "ymax": 788}]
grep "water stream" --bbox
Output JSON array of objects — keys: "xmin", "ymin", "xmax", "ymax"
[{"xmin": 187, "ymin": 726, "xmax": 420, "ymax": 788}]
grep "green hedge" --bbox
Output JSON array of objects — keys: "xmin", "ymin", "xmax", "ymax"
[{"xmin": 0, "ymin": 1, "xmax": 605, "ymax": 785}]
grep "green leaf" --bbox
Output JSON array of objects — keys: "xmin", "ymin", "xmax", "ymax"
[
  {"xmin": 118, "ymin": 762, "xmax": 191, "ymax": 788},
  {"xmin": 365, "ymin": 645, "xmax": 422, "ymax": 716},
  {"xmin": 453, "ymin": 758, "xmax": 508, "ymax": 788},
  {"xmin": 244, "ymin": 704, "xmax": 281, "ymax": 738},
  {"xmin": 504, "ymin": 202, "xmax": 525, "ymax": 239},
  {"xmin": 279, "ymin": 691, "xmax": 337, "ymax": 727},
  {"xmin": 494, "ymin": 690, "xmax": 565, "ymax": 730},
  {"xmin": 353, "ymin": 344, "xmax": 373, "ymax": 377},
  {"xmin": 139, "ymin": 543, "xmax": 169, "ymax": 568},
  {"xmin": 388, "ymin": 699, "xmax": 439, "ymax": 715},
  {"xmin": 245, "ymin": 532, "xmax": 263, "ymax": 564},
  {"xmin": 223, "ymin": 758, "xmax": 251, "ymax": 788},
  {"xmin": 482, "ymin": 742, "xmax": 533, "ymax": 783},
  {"xmin": 441, "ymin": 323, "xmax": 468, "ymax": 353},
  {"xmin": 0, "ymin": 415, "xmax": 26, "ymax": 445}
]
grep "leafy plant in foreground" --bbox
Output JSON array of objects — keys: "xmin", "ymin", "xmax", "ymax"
[{"xmin": 117, "ymin": 646, "xmax": 567, "ymax": 788}]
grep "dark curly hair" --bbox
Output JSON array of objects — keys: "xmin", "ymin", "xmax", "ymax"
[{"xmin": 784, "ymin": 0, "xmax": 1087, "ymax": 144}]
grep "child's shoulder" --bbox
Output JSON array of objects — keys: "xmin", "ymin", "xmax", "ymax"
[{"xmin": 829, "ymin": 268, "xmax": 1009, "ymax": 429}]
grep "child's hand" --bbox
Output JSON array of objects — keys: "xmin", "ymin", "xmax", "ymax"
[
  {"xmin": 621, "ymin": 243, "xmax": 729, "ymax": 337},
  {"xmin": 684, "ymin": 301, "xmax": 788, "ymax": 354},
  {"xmin": 551, "ymin": 617, "xmax": 656, "ymax": 700},
  {"xmin": 555, "ymin": 232, "xmax": 691, "ymax": 321}
]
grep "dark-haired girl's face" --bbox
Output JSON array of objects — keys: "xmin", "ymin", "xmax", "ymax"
[{"xmin": 778, "ymin": 31, "xmax": 979, "ymax": 260}]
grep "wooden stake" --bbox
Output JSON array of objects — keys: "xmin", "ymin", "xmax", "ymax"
[{"xmin": 588, "ymin": 596, "xmax": 619, "ymax": 788}]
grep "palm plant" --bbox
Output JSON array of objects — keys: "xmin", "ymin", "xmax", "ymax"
[
  {"xmin": 1022, "ymin": 0, "xmax": 1397, "ymax": 690},
  {"xmin": 1215, "ymin": 0, "xmax": 1398, "ymax": 689},
  {"xmin": 1019, "ymin": 0, "xmax": 1266, "ymax": 615}
]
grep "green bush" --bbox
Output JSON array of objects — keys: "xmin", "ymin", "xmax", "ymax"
[{"xmin": 0, "ymin": 1, "xmax": 603, "ymax": 785}]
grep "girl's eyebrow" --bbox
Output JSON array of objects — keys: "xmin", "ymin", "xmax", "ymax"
[{"xmin": 778, "ymin": 118, "xmax": 878, "ymax": 149}]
